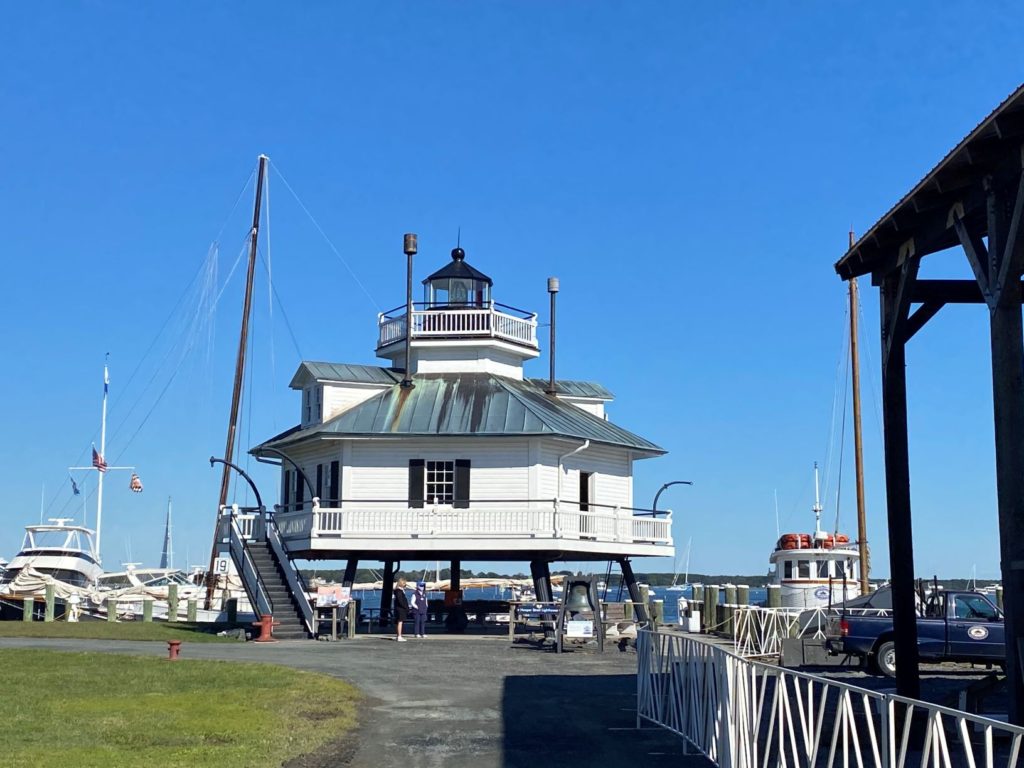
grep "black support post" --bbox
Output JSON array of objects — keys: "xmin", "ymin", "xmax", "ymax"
[
  {"xmin": 380, "ymin": 561, "xmax": 395, "ymax": 627},
  {"xmin": 530, "ymin": 560, "xmax": 552, "ymax": 603},
  {"xmin": 990, "ymin": 290, "xmax": 1024, "ymax": 724},
  {"xmin": 618, "ymin": 557, "xmax": 649, "ymax": 624},
  {"xmin": 880, "ymin": 266, "xmax": 921, "ymax": 700},
  {"xmin": 342, "ymin": 559, "xmax": 358, "ymax": 589},
  {"xmin": 450, "ymin": 561, "xmax": 461, "ymax": 592}
]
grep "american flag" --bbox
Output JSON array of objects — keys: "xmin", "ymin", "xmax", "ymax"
[
  {"xmin": 92, "ymin": 446, "xmax": 107, "ymax": 473},
  {"xmin": 129, "ymin": 473, "xmax": 143, "ymax": 493}
]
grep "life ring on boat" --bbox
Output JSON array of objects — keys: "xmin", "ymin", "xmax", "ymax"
[{"xmin": 778, "ymin": 533, "xmax": 812, "ymax": 550}]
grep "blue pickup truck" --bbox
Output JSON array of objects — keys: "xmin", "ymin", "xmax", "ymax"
[{"xmin": 827, "ymin": 590, "xmax": 1004, "ymax": 676}]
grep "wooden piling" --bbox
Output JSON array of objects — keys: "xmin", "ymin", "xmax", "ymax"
[
  {"xmin": 705, "ymin": 585, "xmax": 719, "ymax": 633},
  {"xmin": 767, "ymin": 584, "xmax": 781, "ymax": 608},
  {"xmin": 142, "ymin": 598, "xmax": 153, "ymax": 623},
  {"xmin": 187, "ymin": 598, "xmax": 197, "ymax": 623},
  {"xmin": 168, "ymin": 584, "xmax": 179, "ymax": 623},
  {"xmin": 997, "ymin": 586, "xmax": 1005, "ymax": 611},
  {"xmin": 22, "ymin": 597, "xmax": 33, "ymax": 622},
  {"xmin": 226, "ymin": 597, "xmax": 238, "ymax": 623},
  {"xmin": 724, "ymin": 584, "xmax": 737, "ymax": 636},
  {"xmin": 106, "ymin": 598, "xmax": 117, "ymax": 622},
  {"xmin": 737, "ymin": 584, "xmax": 750, "ymax": 606},
  {"xmin": 44, "ymin": 584, "xmax": 55, "ymax": 622}
]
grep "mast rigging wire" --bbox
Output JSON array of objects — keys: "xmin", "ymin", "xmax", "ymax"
[{"xmin": 269, "ymin": 160, "xmax": 381, "ymax": 311}]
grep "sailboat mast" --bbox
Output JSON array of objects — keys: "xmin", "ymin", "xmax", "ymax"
[
  {"xmin": 204, "ymin": 154, "xmax": 268, "ymax": 607},
  {"xmin": 96, "ymin": 359, "xmax": 109, "ymax": 563},
  {"xmin": 849, "ymin": 229, "xmax": 870, "ymax": 591}
]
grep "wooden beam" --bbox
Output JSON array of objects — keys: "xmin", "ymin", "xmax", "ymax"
[
  {"xmin": 953, "ymin": 213, "xmax": 992, "ymax": 299},
  {"xmin": 905, "ymin": 301, "xmax": 944, "ymax": 341},
  {"xmin": 883, "ymin": 256, "xmax": 920, "ymax": 366},
  {"xmin": 996, "ymin": 169, "xmax": 1024, "ymax": 305},
  {"xmin": 879, "ymin": 269, "xmax": 921, "ymax": 701}
]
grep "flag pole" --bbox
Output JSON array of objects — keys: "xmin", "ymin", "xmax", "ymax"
[{"xmin": 96, "ymin": 355, "xmax": 109, "ymax": 564}]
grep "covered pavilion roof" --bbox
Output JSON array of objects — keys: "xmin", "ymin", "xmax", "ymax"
[{"xmin": 836, "ymin": 83, "xmax": 1024, "ymax": 280}]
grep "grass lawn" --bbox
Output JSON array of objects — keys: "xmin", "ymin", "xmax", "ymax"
[
  {"xmin": 0, "ymin": 621, "xmax": 235, "ymax": 642},
  {"xmin": 0, "ymin": 649, "xmax": 360, "ymax": 768}
]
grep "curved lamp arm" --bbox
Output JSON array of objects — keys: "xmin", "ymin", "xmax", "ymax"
[
  {"xmin": 652, "ymin": 480, "xmax": 694, "ymax": 514},
  {"xmin": 254, "ymin": 446, "xmax": 317, "ymax": 500},
  {"xmin": 209, "ymin": 456, "xmax": 264, "ymax": 511}
]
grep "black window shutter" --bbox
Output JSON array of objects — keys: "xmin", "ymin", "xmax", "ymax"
[
  {"xmin": 454, "ymin": 459, "xmax": 471, "ymax": 509},
  {"xmin": 330, "ymin": 460, "xmax": 340, "ymax": 502},
  {"xmin": 409, "ymin": 459, "xmax": 425, "ymax": 508},
  {"xmin": 316, "ymin": 464, "xmax": 324, "ymax": 500},
  {"xmin": 283, "ymin": 469, "xmax": 292, "ymax": 508},
  {"xmin": 295, "ymin": 471, "xmax": 305, "ymax": 508}
]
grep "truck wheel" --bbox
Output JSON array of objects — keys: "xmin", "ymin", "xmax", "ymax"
[{"xmin": 875, "ymin": 641, "xmax": 896, "ymax": 678}]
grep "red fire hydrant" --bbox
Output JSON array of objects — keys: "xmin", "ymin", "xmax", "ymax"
[
  {"xmin": 252, "ymin": 614, "xmax": 279, "ymax": 643},
  {"xmin": 167, "ymin": 639, "xmax": 182, "ymax": 660}
]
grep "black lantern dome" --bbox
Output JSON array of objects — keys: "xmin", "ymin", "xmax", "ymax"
[{"xmin": 422, "ymin": 247, "xmax": 493, "ymax": 308}]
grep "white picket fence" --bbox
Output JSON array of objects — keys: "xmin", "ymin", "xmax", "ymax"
[{"xmin": 637, "ymin": 629, "xmax": 1024, "ymax": 767}]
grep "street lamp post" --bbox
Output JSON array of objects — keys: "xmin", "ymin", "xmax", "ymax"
[{"xmin": 652, "ymin": 480, "xmax": 693, "ymax": 514}]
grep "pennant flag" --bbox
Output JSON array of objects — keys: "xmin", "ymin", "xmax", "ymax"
[
  {"xmin": 129, "ymin": 473, "xmax": 143, "ymax": 493},
  {"xmin": 70, "ymin": 476, "xmax": 80, "ymax": 496},
  {"xmin": 91, "ymin": 446, "xmax": 107, "ymax": 473}
]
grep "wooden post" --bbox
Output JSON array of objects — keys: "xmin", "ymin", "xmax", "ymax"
[
  {"xmin": 44, "ymin": 584, "xmax": 54, "ymax": 622},
  {"xmin": 346, "ymin": 599, "xmax": 357, "ymax": 639},
  {"xmin": 380, "ymin": 561, "xmax": 395, "ymax": 626},
  {"xmin": 168, "ymin": 583, "xmax": 179, "ymax": 623},
  {"xmin": 107, "ymin": 598, "xmax": 117, "ymax": 622},
  {"xmin": 705, "ymin": 585, "xmax": 719, "ymax": 634},
  {"xmin": 989, "ymin": 280, "xmax": 1024, "ymax": 724},
  {"xmin": 880, "ymin": 265, "xmax": 921, "ymax": 700},
  {"xmin": 342, "ymin": 559, "xmax": 358, "ymax": 590},
  {"xmin": 767, "ymin": 584, "xmax": 781, "ymax": 608},
  {"xmin": 850, "ymin": 271, "xmax": 871, "ymax": 593},
  {"xmin": 724, "ymin": 584, "xmax": 737, "ymax": 636},
  {"xmin": 187, "ymin": 598, "xmax": 197, "ymax": 623},
  {"xmin": 998, "ymin": 586, "xmax": 1005, "ymax": 611},
  {"xmin": 618, "ymin": 558, "xmax": 649, "ymax": 623},
  {"xmin": 737, "ymin": 584, "xmax": 750, "ymax": 606},
  {"xmin": 143, "ymin": 598, "xmax": 153, "ymax": 623},
  {"xmin": 226, "ymin": 597, "xmax": 238, "ymax": 623},
  {"xmin": 22, "ymin": 597, "xmax": 33, "ymax": 622}
]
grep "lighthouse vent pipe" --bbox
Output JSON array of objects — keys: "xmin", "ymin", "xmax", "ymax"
[{"xmin": 547, "ymin": 277, "xmax": 559, "ymax": 395}]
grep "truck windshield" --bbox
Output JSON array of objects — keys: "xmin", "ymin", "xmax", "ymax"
[{"xmin": 953, "ymin": 595, "xmax": 999, "ymax": 621}]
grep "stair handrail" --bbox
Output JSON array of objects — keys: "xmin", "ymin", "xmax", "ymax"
[
  {"xmin": 224, "ymin": 506, "xmax": 274, "ymax": 618},
  {"xmin": 264, "ymin": 510, "xmax": 314, "ymax": 634}
]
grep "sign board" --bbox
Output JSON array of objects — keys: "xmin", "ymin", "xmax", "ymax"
[
  {"xmin": 566, "ymin": 620, "xmax": 594, "ymax": 638},
  {"xmin": 214, "ymin": 557, "xmax": 231, "ymax": 575},
  {"xmin": 316, "ymin": 585, "xmax": 351, "ymax": 607}
]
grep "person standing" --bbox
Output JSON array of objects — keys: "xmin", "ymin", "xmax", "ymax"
[
  {"xmin": 394, "ymin": 577, "xmax": 410, "ymax": 642},
  {"xmin": 411, "ymin": 580, "xmax": 428, "ymax": 637}
]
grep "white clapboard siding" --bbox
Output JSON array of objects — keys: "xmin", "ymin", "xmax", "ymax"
[
  {"xmin": 537, "ymin": 440, "xmax": 634, "ymax": 510},
  {"xmin": 347, "ymin": 438, "xmax": 530, "ymax": 502},
  {"xmin": 321, "ymin": 382, "xmax": 392, "ymax": 422}
]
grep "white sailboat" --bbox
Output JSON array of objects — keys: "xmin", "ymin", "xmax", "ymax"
[{"xmin": 665, "ymin": 537, "xmax": 692, "ymax": 592}]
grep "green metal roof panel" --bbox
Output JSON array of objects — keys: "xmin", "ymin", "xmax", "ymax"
[
  {"xmin": 254, "ymin": 373, "xmax": 662, "ymax": 454},
  {"xmin": 525, "ymin": 378, "xmax": 614, "ymax": 399},
  {"xmin": 289, "ymin": 361, "xmax": 402, "ymax": 388}
]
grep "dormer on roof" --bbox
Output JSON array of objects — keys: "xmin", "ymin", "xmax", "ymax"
[{"xmin": 289, "ymin": 362, "xmax": 401, "ymax": 427}]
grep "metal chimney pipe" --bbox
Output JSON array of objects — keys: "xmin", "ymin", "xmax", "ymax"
[
  {"xmin": 402, "ymin": 234, "xmax": 417, "ymax": 388},
  {"xmin": 547, "ymin": 277, "xmax": 559, "ymax": 395}
]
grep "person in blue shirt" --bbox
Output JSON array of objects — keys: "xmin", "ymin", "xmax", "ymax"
[{"xmin": 411, "ymin": 580, "xmax": 429, "ymax": 638}]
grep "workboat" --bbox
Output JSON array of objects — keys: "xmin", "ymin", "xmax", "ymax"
[{"xmin": 768, "ymin": 465, "xmax": 861, "ymax": 609}]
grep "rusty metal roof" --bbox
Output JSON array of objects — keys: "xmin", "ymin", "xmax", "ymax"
[
  {"xmin": 289, "ymin": 362, "xmax": 402, "ymax": 389},
  {"xmin": 254, "ymin": 373, "xmax": 662, "ymax": 455},
  {"xmin": 835, "ymin": 82, "xmax": 1024, "ymax": 280},
  {"xmin": 525, "ymin": 379, "xmax": 614, "ymax": 399}
]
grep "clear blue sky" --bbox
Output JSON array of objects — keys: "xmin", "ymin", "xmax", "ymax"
[{"xmin": 1, "ymin": 4, "xmax": 1020, "ymax": 580}]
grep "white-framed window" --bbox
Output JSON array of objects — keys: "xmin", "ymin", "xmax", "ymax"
[
  {"xmin": 303, "ymin": 387, "xmax": 312, "ymax": 423},
  {"xmin": 315, "ymin": 386, "xmax": 323, "ymax": 420},
  {"xmin": 425, "ymin": 460, "xmax": 455, "ymax": 504},
  {"xmin": 783, "ymin": 561, "xmax": 793, "ymax": 579}
]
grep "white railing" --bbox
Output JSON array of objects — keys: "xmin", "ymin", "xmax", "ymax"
[
  {"xmin": 637, "ymin": 629, "xmax": 1024, "ymax": 768},
  {"xmin": 734, "ymin": 605, "xmax": 895, "ymax": 659},
  {"xmin": 377, "ymin": 305, "xmax": 538, "ymax": 349},
  {"xmin": 274, "ymin": 501, "xmax": 673, "ymax": 548}
]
